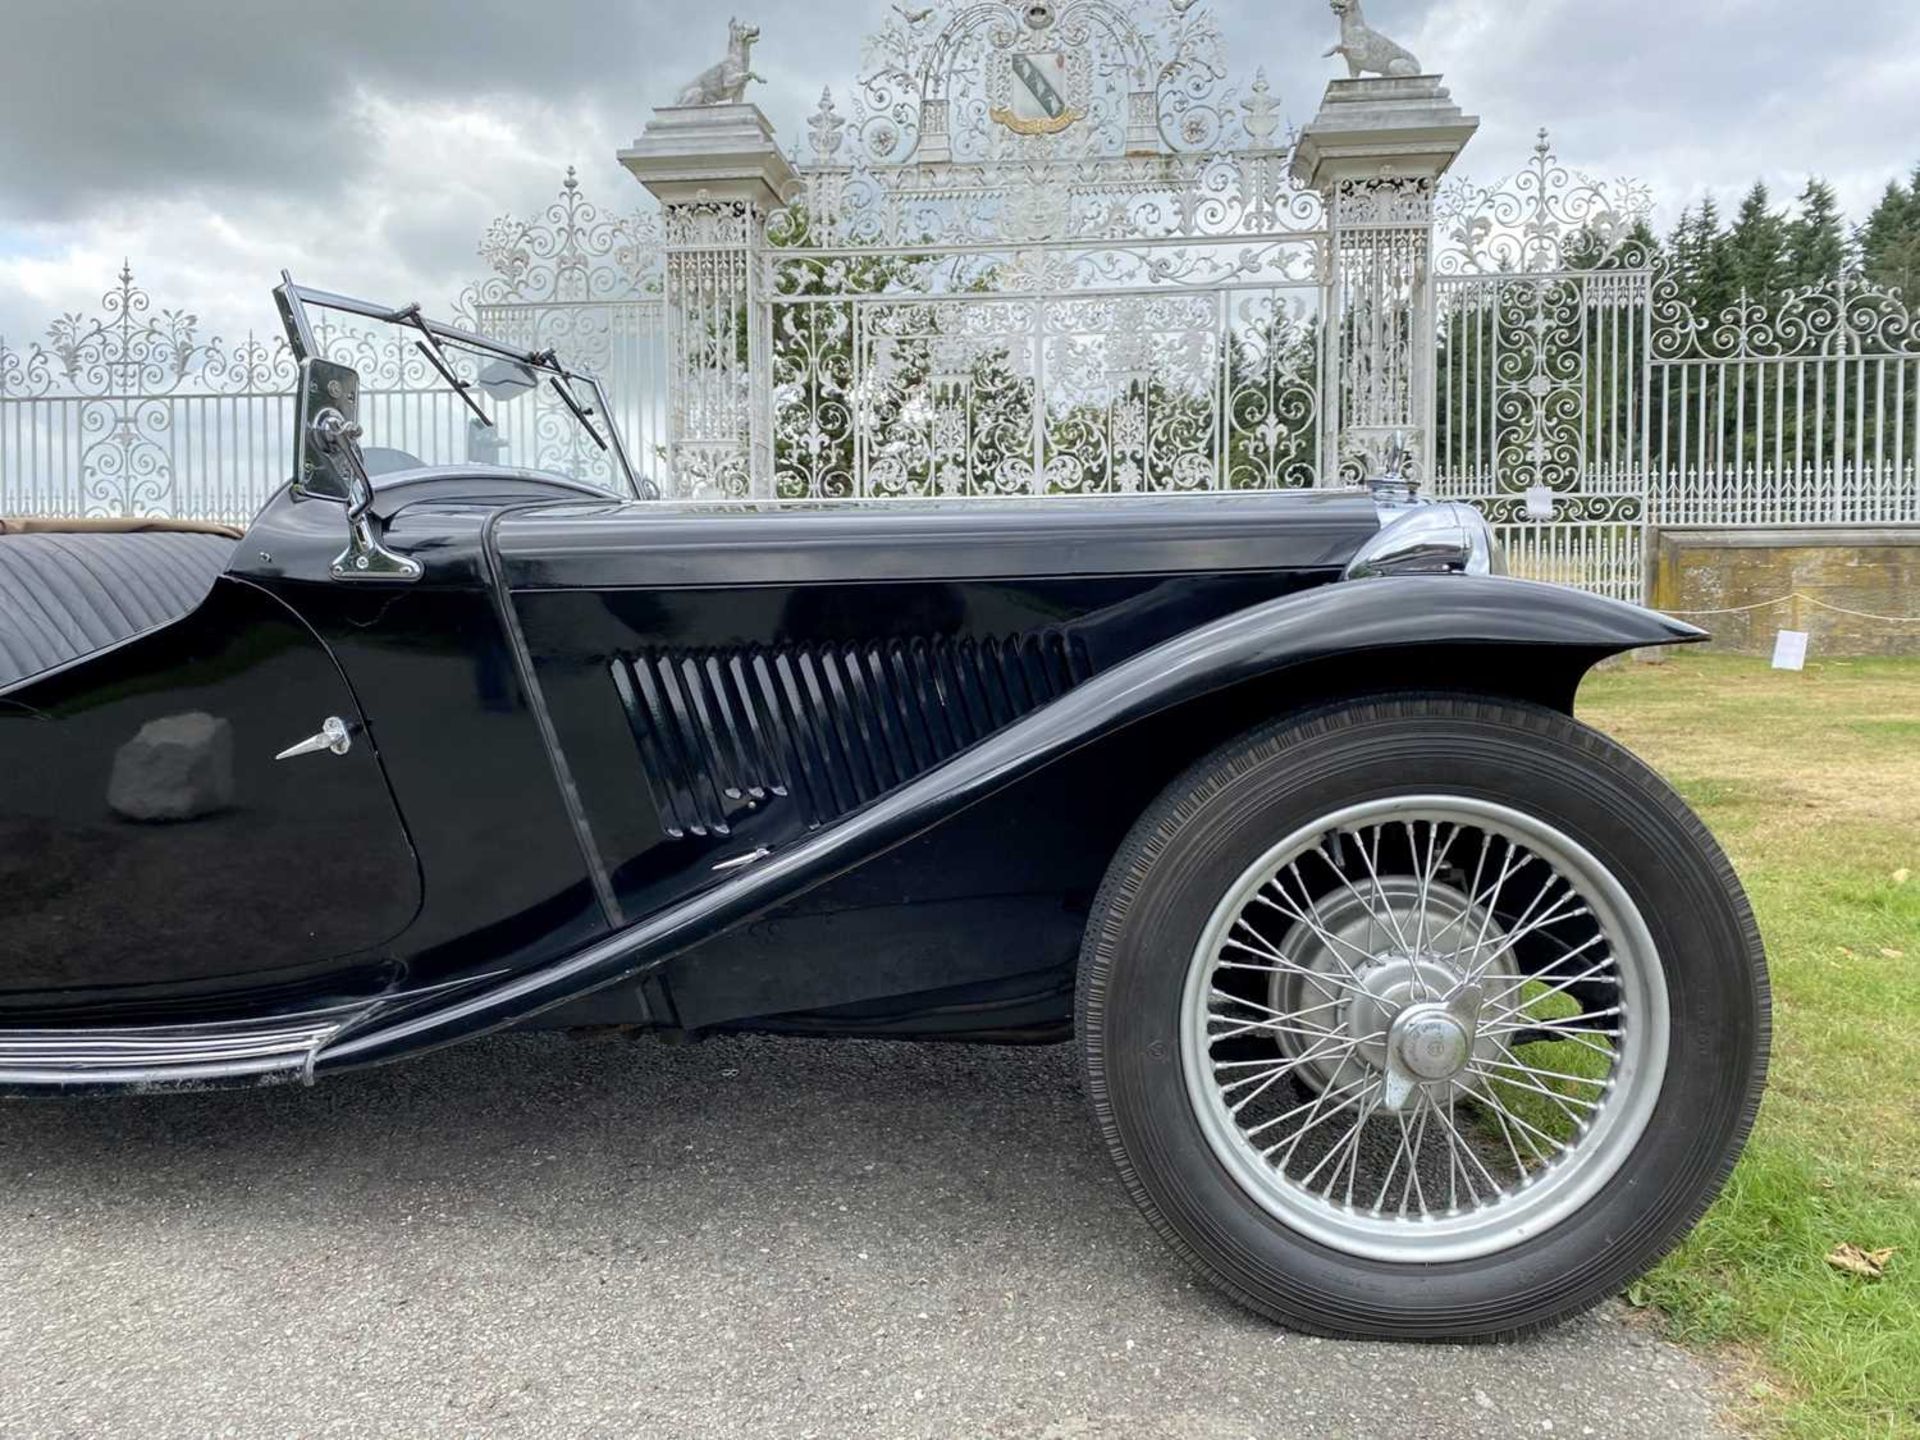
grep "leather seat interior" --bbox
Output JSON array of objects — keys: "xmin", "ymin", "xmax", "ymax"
[{"xmin": 0, "ymin": 531, "xmax": 236, "ymax": 691}]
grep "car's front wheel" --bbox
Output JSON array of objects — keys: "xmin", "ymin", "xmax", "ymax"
[{"xmin": 1078, "ymin": 695, "xmax": 1768, "ymax": 1340}]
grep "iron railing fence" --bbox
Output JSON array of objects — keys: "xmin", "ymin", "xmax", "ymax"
[
  {"xmin": 0, "ymin": 384, "xmax": 611, "ymax": 527},
  {"xmin": 1648, "ymin": 277, "xmax": 1918, "ymax": 522},
  {"xmin": 1646, "ymin": 461, "xmax": 1920, "ymax": 528},
  {"xmin": 0, "ymin": 260, "xmax": 651, "ymax": 524},
  {"xmin": 4, "ymin": 132, "xmax": 1918, "ymax": 603},
  {"xmin": 1422, "ymin": 133, "xmax": 1919, "ymax": 602},
  {"xmin": 0, "ymin": 169, "xmax": 670, "ymax": 524},
  {"xmin": 1494, "ymin": 520, "xmax": 1643, "ymax": 605}
]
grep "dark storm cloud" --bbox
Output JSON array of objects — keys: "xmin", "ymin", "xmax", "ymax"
[
  {"xmin": 0, "ymin": 0, "xmax": 870, "ymax": 337},
  {"xmin": 0, "ymin": 0, "xmax": 656, "ymax": 217},
  {"xmin": 0, "ymin": 0, "xmax": 1915, "ymax": 344},
  {"xmin": 5, "ymin": 0, "xmax": 1914, "ymax": 222},
  {"xmin": 0, "ymin": 0, "xmax": 892, "ymax": 220}
]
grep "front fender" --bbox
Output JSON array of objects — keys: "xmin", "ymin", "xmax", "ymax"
[{"xmin": 315, "ymin": 576, "xmax": 1699, "ymax": 1072}]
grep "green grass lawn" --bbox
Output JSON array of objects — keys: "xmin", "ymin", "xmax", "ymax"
[{"xmin": 1578, "ymin": 652, "xmax": 1920, "ymax": 1439}]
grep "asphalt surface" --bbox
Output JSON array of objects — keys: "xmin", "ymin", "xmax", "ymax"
[{"xmin": 0, "ymin": 1034, "xmax": 1735, "ymax": 1439}]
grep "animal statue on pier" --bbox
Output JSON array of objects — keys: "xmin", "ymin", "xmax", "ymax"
[
  {"xmin": 675, "ymin": 18, "xmax": 764, "ymax": 106},
  {"xmin": 1325, "ymin": 0, "xmax": 1423, "ymax": 80}
]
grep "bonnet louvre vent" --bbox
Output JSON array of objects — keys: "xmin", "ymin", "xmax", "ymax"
[{"xmin": 611, "ymin": 633, "xmax": 1094, "ymax": 839}]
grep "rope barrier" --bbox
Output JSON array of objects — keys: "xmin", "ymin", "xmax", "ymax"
[{"xmin": 1660, "ymin": 592, "xmax": 1920, "ymax": 623}]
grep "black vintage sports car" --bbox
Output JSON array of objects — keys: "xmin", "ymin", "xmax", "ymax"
[{"xmin": 0, "ymin": 281, "xmax": 1768, "ymax": 1341}]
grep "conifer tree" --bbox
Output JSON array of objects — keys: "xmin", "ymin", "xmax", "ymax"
[
  {"xmin": 1726, "ymin": 182, "xmax": 1788, "ymax": 303},
  {"xmin": 1859, "ymin": 168, "xmax": 1920, "ymax": 300},
  {"xmin": 1667, "ymin": 204, "xmax": 1708, "ymax": 307},
  {"xmin": 1695, "ymin": 199, "xmax": 1741, "ymax": 320},
  {"xmin": 1784, "ymin": 178, "xmax": 1848, "ymax": 288},
  {"xmin": 1666, "ymin": 198, "xmax": 1736, "ymax": 320},
  {"xmin": 1620, "ymin": 218, "xmax": 1663, "ymax": 268}
]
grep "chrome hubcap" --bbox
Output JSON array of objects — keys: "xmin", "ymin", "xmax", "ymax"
[
  {"xmin": 1392, "ymin": 1004, "xmax": 1471, "ymax": 1081},
  {"xmin": 1181, "ymin": 796, "xmax": 1670, "ymax": 1263},
  {"xmin": 1265, "ymin": 879, "xmax": 1516, "ymax": 1095}
]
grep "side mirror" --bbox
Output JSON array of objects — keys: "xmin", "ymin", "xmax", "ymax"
[
  {"xmin": 294, "ymin": 357, "xmax": 422, "ymax": 583},
  {"xmin": 294, "ymin": 357, "xmax": 363, "ymax": 504}
]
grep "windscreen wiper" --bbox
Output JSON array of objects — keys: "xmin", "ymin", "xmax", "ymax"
[
  {"xmin": 395, "ymin": 303, "xmax": 494, "ymax": 431},
  {"xmin": 537, "ymin": 352, "xmax": 610, "ymax": 454}
]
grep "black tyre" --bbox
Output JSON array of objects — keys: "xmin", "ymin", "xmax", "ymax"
[{"xmin": 1077, "ymin": 695, "xmax": 1768, "ymax": 1340}]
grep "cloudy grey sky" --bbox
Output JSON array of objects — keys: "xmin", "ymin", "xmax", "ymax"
[{"xmin": 1, "ymin": 0, "xmax": 1915, "ymax": 345}]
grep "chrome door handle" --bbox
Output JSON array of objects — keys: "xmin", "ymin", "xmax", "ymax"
[{"xmin": 275, "ymin": 716, "xmax": 353, "ymax": 761}]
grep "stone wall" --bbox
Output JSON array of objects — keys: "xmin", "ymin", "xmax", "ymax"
[{"xmin": 1650, "ymin": 528, "xmax": 1920, "ymax": 657}]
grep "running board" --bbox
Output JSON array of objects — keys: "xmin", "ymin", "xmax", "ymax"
[
  {"xmin": 0, "ymin": 1005, "xmax": 365, "ymax": 1090},
  {"xmin": 0, "ymin": 973, "xmax": 507, "ymax": 1093}
]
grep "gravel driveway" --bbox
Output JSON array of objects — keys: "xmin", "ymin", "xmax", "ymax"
[{"xmin": 0, "ymin": 1034, "xmax": 1734, "ymax": 1438}]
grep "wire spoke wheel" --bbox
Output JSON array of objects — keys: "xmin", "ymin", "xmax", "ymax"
[
  {"xmin": 1082, "ymin": 698, "xmax": 1765, "ymax": 1337},
  {"xmin": 1180, "ymin": 795, "xmax": 1669, "ymax": 1263}
]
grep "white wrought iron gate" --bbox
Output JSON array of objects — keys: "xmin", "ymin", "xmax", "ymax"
[
  {"xmin": 762, "ymin": 4, "xmax": 1328, "ymax": 500},
  {"xmin": 1427, "ymin": 140, "xmax": 1659, "ymax": 602},
  {"xmin": 1432, "ymin": 265, "xmax": 1654, "ymax": 602},
  {"xmin": 466, "ymin": 168, "xmax": 670, "ymax": 491}
]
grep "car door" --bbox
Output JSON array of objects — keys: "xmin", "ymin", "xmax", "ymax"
[{"xmin": 0, "ymin": 577, "xmax": 421, "ymax": 1002}]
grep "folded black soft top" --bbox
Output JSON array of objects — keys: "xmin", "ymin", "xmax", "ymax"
[{"xmin": 0, "ymin": 530, "xmax": 237, "ymax": 691}]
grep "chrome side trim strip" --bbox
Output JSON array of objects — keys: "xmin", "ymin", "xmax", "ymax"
[
  {"xmin": 0, "ymin": 1011, "xmax": 356, "ymax": 1089},
  {"xmin": 0, "ymin": 974, "xmax": 508, "ymax": 1092}
]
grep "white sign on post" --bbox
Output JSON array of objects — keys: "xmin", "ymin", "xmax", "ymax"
[{"xmin": 1772, "ymin": 629, "xmax": 1810, "ymax": 672}]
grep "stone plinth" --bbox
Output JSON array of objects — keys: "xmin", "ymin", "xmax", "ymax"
[
  {"xmin": 619, "ymin": 103, "xmax": 798, "ymax": 212},
  {"xmin": 1651, "ymin": 527, "xmax": 1920, "ymax": 658},
  {"xmin": 1291, "ymin": 76, "xmax": 1480, "ymax": 189}
]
